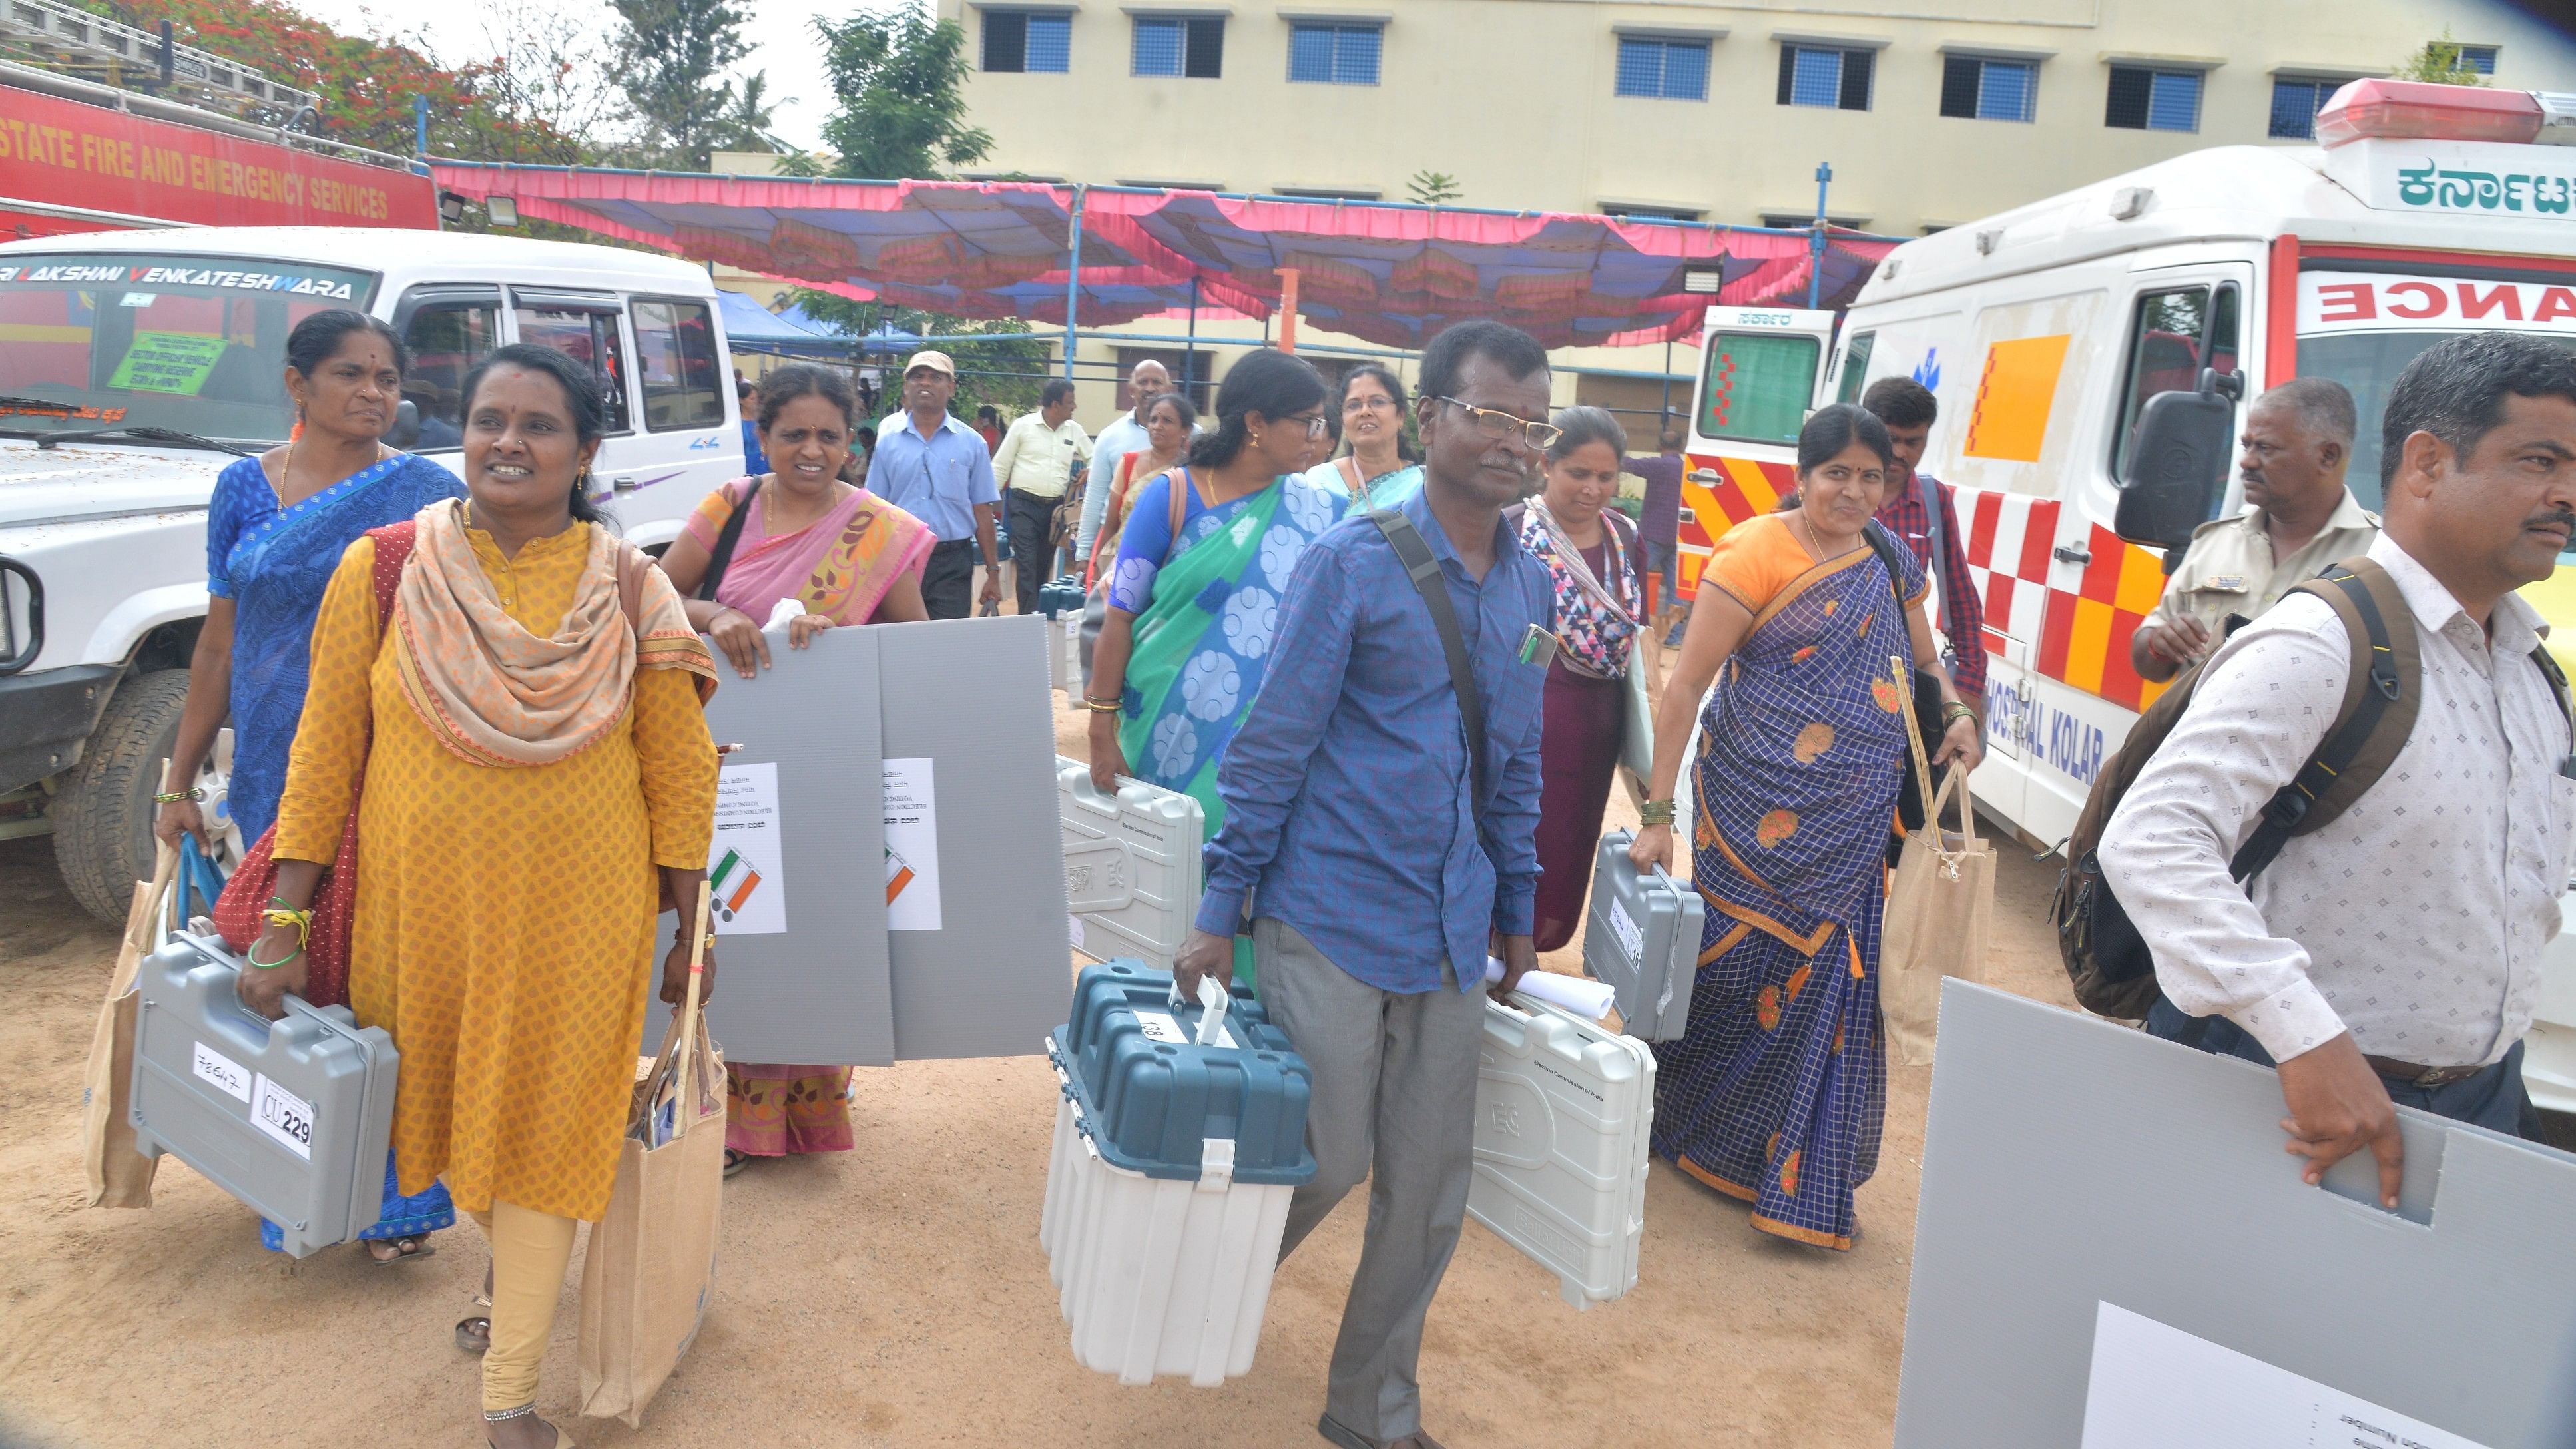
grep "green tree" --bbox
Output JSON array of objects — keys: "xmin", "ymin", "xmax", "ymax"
[
  {"xmin": 2394, "ymin": 29, "xmax": 2489, "ymax": 87},
  {"xmin": 1407, "ymin": 170, "xmax": 1463, "ymax": 206},
  {"xmin": 610, "ymin": 0, "xmax": 765, "ymax": 167},
  {"xmin": 814, "ymin": 7, "xmax": 991, "ymax": 180}
]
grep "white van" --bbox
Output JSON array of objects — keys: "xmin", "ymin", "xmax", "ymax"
[
  {"xmin": 0, "ymin": 226, "xmax": 742, "ymax": 920},
  {"xmin": 1671, "ymin": 80, "xmax": 2576, "ymax": 1111}
]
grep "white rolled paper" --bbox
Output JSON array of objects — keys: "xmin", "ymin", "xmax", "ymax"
[
  {"xmin": 764, "ymin": 597, "xmax": 808, "ymax": 630},
  {"xmin": 1484, "ymin": 958, "xmax": 1619, "ymax": 1021}
]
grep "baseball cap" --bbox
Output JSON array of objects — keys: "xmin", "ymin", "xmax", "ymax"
[{"xmin": 904, "ymin": 350, "xmax": 956, "ymax": 379}]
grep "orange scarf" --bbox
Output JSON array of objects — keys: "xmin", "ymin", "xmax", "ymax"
[{"xmin": 389, "ymin": 498, "xmax": 714, "ymax": 768}]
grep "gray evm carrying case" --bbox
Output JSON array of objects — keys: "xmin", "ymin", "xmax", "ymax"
[
  {"xmin": 128, "ymin": 932, "xmax": 400, "ymax": 1257},
  {"xmin": 1583, "ymin": 829, "xmax": 1705, "ymax": 1042}
]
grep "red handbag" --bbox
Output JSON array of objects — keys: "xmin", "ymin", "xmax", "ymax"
[{"xmin": 213, "ymin": 523, "xmax": 417, "ymax": 1008}]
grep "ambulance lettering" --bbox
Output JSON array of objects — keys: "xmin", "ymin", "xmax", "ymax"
[{"xmin": 2301, "ymin": 272, "xmax": 2576, "ymax": 332}]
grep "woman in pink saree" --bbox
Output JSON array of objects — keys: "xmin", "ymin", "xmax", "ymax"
[{"xmin": 659, "ymin": 363, "xmax": 933, "ymax": 1173}]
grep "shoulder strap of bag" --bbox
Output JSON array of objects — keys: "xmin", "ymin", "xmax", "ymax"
[
  {"xmin": 2529, "ymin": 641, "xmax": 2573, "ymax": 740},
  {"xmin": 698, "ymin": 475, "xmax": 762, "ymax": 601},
  {"xmin": 2225, "ymin": 557, "xmax": 2420, "ymax": 880},
  {"xmin": 368, "ymin": 521, "xmax": 417, "ymax": 632},
  {"xmin": 1916, "ymin": 471, "xmax": 1948, "ymax": 592},
  {"xmin": 1861, "ymin": 519, "xmax": 1912, "ymax": 615},
  {"xmin": 1368, "ymin": 507, "xmax": 1488, "ymax": 820}
]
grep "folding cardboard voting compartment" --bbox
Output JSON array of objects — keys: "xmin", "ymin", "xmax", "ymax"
[
  {"xmin": 127, "ymin": 932, "xmax": 399, "ymax": 1258},
  {"xmin": 1896, "ymin": 982, "xmax": 2576, "ymax": 1448},
  {"xmin": 1583, "ymin": 829, "xmax": 1703, "ymax": 1041},
  {"xmin": 1057, "ymin": 756, "xmax": 1203, "ymax": 968},
  {"xmin": 1467, "ymin": 990, "xmax": 1655, "ymax": 1310},
  {"xmin": 1039, "ymin": 961, "xmax": 1315, "ymax": 1386}
]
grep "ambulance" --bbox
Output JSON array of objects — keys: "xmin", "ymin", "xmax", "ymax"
[{"xmin": 1671, "ymin": 79, "xmax": 2576, "ymax": 1109}]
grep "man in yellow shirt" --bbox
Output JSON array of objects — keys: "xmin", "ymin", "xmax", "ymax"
[
  {"xmin": 993, "ymin": 378, "xmax": 1091, "ymax": 614},
  {"xmin": 2133, "ymin": 377, "xmax": 2381, "ymax": 683}
]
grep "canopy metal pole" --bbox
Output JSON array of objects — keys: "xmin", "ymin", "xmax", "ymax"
[
  {"xmin": 1186, "ymin": 275, "xmax": 1200, "ymax": 403},
  {"xmin": 1807, "ymin": 161, "xmax": 1832, "ymax": 311},
  {"xmin": 1063, "ymin": 184, "xmax": 1085, "ymax": 380},
  {"xmin": 1659, "ymin": 338, "xmax": 1673, "ymax": 422}
]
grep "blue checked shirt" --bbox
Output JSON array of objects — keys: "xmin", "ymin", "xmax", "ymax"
[
  {"xmin": 871, "ymin": 410, "xmax": 997, "ymax": 541},
  {"xmin": 1196, "ymin": 487, "xmax": 1554, "ymax": 993}
]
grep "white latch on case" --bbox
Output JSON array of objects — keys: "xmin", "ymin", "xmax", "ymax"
[{"xmin": 1197, "ymin": 1137, "xmax": 1236, "ymax": 1193}]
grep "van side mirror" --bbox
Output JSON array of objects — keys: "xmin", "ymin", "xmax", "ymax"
[
  {"xmin": 2115, "ymin": 368, "xmax": 2242, "ymax": 551},
  {"xmin": 390, "ymin": 399, "xmax": 421, "ymax": 451}
]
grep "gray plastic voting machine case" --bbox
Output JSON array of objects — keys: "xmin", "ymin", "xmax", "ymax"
[
  {"xmin": 1468, "ymin": 991, "xmax": 1654, "ymax": 1310},
  {"xmin": 1583, "ymin": 829, "xmax": 1703, "ymax": 1041},
  {"xmin": 127, "ymin": 932, "xmax": 399, "ymax": 1259},
  {"xmin": 645, "ymin": 614, "xmax": 1069, "ymax": 1064},
  {"xmin": 1895, "ymin": 982, "xmax": 2576, "ymax": 1448},
  {"xmin": 1057, "ymin": 756, "xmax": 1203, "ymax": 968}
]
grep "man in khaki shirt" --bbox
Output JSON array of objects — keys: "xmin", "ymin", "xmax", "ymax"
[{"xmin": 2133, "ymin": 377, "xmax": 2380, "ymax": 683}]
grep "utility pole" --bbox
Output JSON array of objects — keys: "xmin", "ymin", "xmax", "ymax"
[{"xmin": 1806, "ymin": 161, "xmax": 1832, "ymax": 311}]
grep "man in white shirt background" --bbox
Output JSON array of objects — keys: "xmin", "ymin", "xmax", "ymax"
[
  {"xmin": 2101, "ymin": 332, "xmax": 2576, "ymax": 1208},
  {"xmin": 1074, "ymin": 357, "xmax": 1176, "ymax": 568},
  {"xmin": 992, "ymin": 378, "xmax": 1090, "ymax": 614}
]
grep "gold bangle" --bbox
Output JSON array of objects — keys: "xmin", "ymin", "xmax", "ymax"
[
  {"xmin": 1081, "ymin": 695, "xmax": 1123, "ymax": 713},
  {"xmin": 1639, "ymin": 798, "xmax": 1676, "ymax": 826}
]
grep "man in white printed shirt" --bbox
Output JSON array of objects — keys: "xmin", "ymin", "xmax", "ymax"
[{"xmin": 2101, "ymin": 332, "xmax": 2576, "ymax": 1209}]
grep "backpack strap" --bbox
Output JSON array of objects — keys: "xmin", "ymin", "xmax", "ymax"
[
  {"xmin": 698, "ymin": 475, "xmax": 762, "ymax": 601},
  {"xmin": 1368, "ymin": 507, "xmax": 1488, "ymax": 822},
  {"xmin": 2225, "ymin": 557, "xmax": 2420, "ymax": 880},
  {"xmin": 366, "ymin": 521, "xmax": 418, "ymax": 633}
]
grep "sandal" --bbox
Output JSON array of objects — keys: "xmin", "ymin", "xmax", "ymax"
[
  {"xmin": 723, "ymin": 1148, "xmax": 755, "ymax": 1178},
  {"xmin": 456, "ymin": 1315, "xmax": 491, "ymax": 1354},
  {"xmin": 366, "ymin": 1235, "xmax": 436, "ymax": 1265}
]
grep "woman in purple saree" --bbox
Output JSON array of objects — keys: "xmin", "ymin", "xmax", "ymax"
[{"xmin": 1627, "ymin": 404, "xmax": 1983, "ymax": 1250}]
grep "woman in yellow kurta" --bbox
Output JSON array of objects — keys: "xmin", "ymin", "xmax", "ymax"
[{"xmin": 248, "ymin": 344, "xmax": 717, "ymax": 1449}]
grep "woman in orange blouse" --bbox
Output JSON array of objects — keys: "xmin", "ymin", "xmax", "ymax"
[{"xmin": 252, "ymin": 344, "xmax": 718, "ymax": 1449}]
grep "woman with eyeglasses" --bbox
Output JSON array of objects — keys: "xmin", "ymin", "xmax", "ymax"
[
  {"xmin": 1300, "ymin": 362, "xmax": 1423, "ymax": 511},
  {"xmin": 1085, "ymin": 348, "xmax": 1347, "ymax": 984}
]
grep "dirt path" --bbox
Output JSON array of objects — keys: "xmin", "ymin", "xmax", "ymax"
[{"xmin": 0, "ymin": 705, "xmax": 2080, "ymax": 1448}]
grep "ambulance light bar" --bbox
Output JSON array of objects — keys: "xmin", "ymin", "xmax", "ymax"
[{"xmin": 2315, "ymin": 79, "xmax": 2576, "ymax": 149}]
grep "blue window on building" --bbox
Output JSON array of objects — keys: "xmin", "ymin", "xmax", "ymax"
[
  {"xmin": 982, "ymin": 10, "xmax": 1071, "ymax": 73},
  {"xmin": 2105, "ymin": 65, "xmax": 2202, "ymax": 132},
  {"xmin": 1288, "ymin": 23, "xmax": 1380, "ymax": 85},
  {"xmin": 1776, "ymin": 44, "xmax": 1873, "ymax": 110},
  {"xmin": 1615, "ymin": 37, "xmax": 1710, "ymax": 101},
  {"xmin": 2460, "ymin": 45, "xmax": 2497, "ymax": 74},
  {"xmin": 2268, "ymin": 77, "xmax": 2353, "ymax": 139},
  {"xmin": 1941, "ymin": 55, "xmax": 2037, "ymax": 122},
  {"xmin": 1133, "ymin": 16, "xmax": 1222, "ymax": 77}
]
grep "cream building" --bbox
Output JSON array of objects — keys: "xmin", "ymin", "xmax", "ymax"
[
  {"xmin": 940, "ymin": 0, "xmax": 2571, "ymax": 234},
  {"xmin": 735, "ymin": 3, "xmax": 2575, "ymax": 434}
]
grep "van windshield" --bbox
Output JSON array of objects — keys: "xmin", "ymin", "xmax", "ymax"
[
  {"xmin": 2300, "ymin": 330, "xmax": 2576, "ymax": 512},
  {"xmin": 0, "ymin": 252, "xmax": 379, "ymax": 445}
]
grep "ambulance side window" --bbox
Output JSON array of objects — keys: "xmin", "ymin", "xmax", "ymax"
[
  {"xmin": 2110, "ymin": 283, "xmax": 2238, "ymax": 481},
  {"xmin": 1835, "ymin": 331, "xmax": 1876, "ymax": 404}
]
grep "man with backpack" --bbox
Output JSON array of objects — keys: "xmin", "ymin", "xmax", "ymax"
[
  {"xmin": 1864, "ymin": 376, "xmax": 1986, "ymax": 718},
  {"xmin": 1168, "ymin": 321, "xmax": 1553, "ymax": 1449},
  {"xmin": 2097, "ymin": 332, "xmax": 2576, "ymax": 1209}
]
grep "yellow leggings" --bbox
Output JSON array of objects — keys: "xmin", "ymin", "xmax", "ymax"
[{"xmin": 467, "ymin": 1201, "xmax": 580, "ymax": 1416}]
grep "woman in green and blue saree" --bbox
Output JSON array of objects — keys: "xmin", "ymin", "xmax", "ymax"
[{"xmin": 1084, "ymin": 349, "xmax": 1346, "ymax": 984}]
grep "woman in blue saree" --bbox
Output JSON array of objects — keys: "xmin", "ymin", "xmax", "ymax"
[
  {"xmin": 1629, "ymin": 404, "xmax": 1983, "ymax": 1250},
  {"xmin": 1084, "ymin": 350, "xmax": 1344, "ymax": 982},
  {"xmin": 156, "ymin": 308, "xmax": 463, "ymax": 1262}
]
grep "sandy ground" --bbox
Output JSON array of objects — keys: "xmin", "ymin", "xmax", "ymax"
[{"xmin": 0, "ymin": 687, "xmax": 2088, "ymax": 1449}]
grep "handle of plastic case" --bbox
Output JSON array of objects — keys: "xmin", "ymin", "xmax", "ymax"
[
  {"xmin": 1170, "ymin": 972, "xmax": 1231, "ymax": 1047},
  {"xmin": 1066, "ymin": 764, "xmax": 1125, "ymax": 818}
]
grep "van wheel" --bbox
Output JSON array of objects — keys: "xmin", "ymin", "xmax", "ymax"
[{"xmin": 53, "ymin": 669, "xmax": 191, "ymax": 925}]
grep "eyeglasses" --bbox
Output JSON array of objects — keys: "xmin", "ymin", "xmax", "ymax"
[
  {"xmin": 1437, "ymin": 396, "xmax": 1561, "ymax": 451},
  {"xmin": 1280, "ymin": 411, "xmax": 1330, "ymax": 439}
]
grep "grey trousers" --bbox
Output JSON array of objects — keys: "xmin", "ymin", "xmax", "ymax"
[{"xmin": 1255, "ymin": 916, "xmax": 1487, "ymax": 1442}]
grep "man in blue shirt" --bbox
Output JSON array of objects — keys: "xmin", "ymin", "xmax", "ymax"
[
  {"xmin": 1175, "ymin": 321, "xmax": 1555, "ymax": 1449},
  {"xmin": 736, "ymin": 376, "xmax": 768, "ymax": 477},
  {"xmin": 870, "ymin": 350, "xmax": 1001, "ymax": 618}
]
